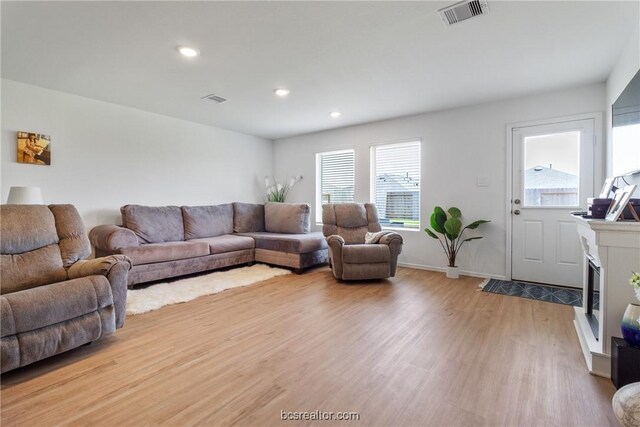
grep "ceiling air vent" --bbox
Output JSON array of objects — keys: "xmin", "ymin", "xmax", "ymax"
[
  {"xmin": 437, "ymin": 0, "xmax": 489, "ymax": 26},
  {"xmin": 201, "ymin": 93, "xmax": 227, "ymax": 103}
]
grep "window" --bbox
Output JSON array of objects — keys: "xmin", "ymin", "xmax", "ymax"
[
  {"xmin": 316, "ymin": 149, "xmax": 355, "ymax": 222},
  {"xmin": 371, "ymin": 141, "xmax": 420, "ymax": 229},
  {"xmin": 523, "ymin": 131, "xmax": 580, "ymax": 207}
]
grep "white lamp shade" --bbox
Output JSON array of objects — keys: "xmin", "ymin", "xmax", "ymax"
[{"xmin": 6, "ymin": 187, "xmax": 44, "ymax": 205}]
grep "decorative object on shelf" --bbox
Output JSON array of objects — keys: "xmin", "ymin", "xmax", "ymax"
[
  {"xmin": 423, "ymin": 206, "xmax": 490, "ymax": 279},
  {"xmin": 17, "ymin": 131, "xmax": 51, "ymax": 165},
  {"xmin": 606, "ymin": 185, "xmax": 638, "ymax": 221},
  {"xmin": 622, "ymin": 303, "xmax": 640, "ymax": 348},
  {"xmin": 623, "ymin": 272, "xmax": 640, "ymax": 348},
  {"xmin": 632, "ymin": 272, "xmax": 640, "ymax": 302},
  {"xmin": 612, "ymin": 382, "xmax": 640, "ymax": 427},
  {"xmin": 600, "ymin": 177, "xmax": 616, "ymax": 198},
  {"xmin": 6, "ymin": 186, "xmax": 44, "ymax": 204},
  {"xmin": 264, "ymin": 175, "xmax": 302, "ymax": 202}
]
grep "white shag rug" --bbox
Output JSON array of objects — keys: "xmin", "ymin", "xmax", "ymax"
[{"xmin": 126, "ymin": 264, "xmax": 291, "ymax": 315}]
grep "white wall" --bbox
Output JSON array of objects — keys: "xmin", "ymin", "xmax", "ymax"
[
  {"xmin": 605, "ymin": 23, "xmax": 640, "ymax": 188},
  {"xmin": 274, "ymin": 84, "xmax": 606, "ymax": 278},
  {"xmin": 1, "ymin": 79, "xmax": 273, "ymax": 228}
]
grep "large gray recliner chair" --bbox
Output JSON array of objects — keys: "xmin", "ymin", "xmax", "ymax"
[
  {"xmin": 0, "ymin": 204, "xmax": 131, "ymax": 373},
  {"xmin": 322, "ymin": 203, "xmax": 403, "ymax": 280}
]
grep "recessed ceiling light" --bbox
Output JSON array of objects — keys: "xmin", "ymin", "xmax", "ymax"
[
  {"xmin": 274, "ymin": 88, "xmax": 290, "ymax": 97},
  {"xmin": 329, "ymin": 111, "xmax": 341, "ymax": 118},
  {"xmin": 178, "ymin": 46, "xmax": 200, "ymax": 57}
]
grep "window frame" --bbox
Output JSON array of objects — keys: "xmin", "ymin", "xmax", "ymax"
[
  {"xmin": 315, "ymin": 148, "xmax": 356, "ymax": 223},
  {"xmin": 369, "ymin": 139, "xmax": 422, "ymax": 231}
]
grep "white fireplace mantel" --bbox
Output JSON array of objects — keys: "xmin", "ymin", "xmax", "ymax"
[{"xmin": 573, "ymin": 216, "xmax": 640, "ymax": 377}]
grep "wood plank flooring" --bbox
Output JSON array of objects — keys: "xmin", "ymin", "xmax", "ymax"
[{"xmin": 1, "ymin": 267, "xmax": 617, "ymax": 426}]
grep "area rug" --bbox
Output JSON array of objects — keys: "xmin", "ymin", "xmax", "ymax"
[
  {"xmin": 126, "ymin": 264, "xmax": 291, "ymax": 315},
  {"xmin": 480, "ymin": 278, "xmax": 590, "ymax": 307}
]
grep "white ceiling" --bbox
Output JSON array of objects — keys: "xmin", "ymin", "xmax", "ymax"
[{"xmin": 1, "ymin": 1, "xmax": 638, "ymax": 140}]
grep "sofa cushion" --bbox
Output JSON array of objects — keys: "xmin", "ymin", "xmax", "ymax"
[
  {"xmin": 233, "ymin": 203, "xmax": 265, "ymax": 233},
  {"xmin": 1, "ymin": 275, "xmax": 113, "ymax": 337},
  {"xmin": 238, "ymin": 232, "xmax": 327, "ymax": 254},
  {"xmin": 335, "ymin": 203, "xmax": 368, "ymax": 228},
  {"xmin": 1, "ymin": 245, "xmax": 68, "ymax": 295},
  {"xmin": 119, "ymin": 241, "xmax": 209, "ymax": 265},
  {"xmin": 189, "ymin": 235, "xmax": 255, "ymax": 255},
  {"xmin": 264, "ymin": 203, "xmax": 310, "ymax": 234},
  {"xmin": 121, "ymin": 205, "xmax": 184, "ymax": 244},
  {"xmin": 342, "ymin": 244, "xmax": 390, "ymax": 264},
  {"xmin": 182, "ymin": 204, "xmax": 233, "ymax": 240},
  {"xmin": 0, "ymin": 205, "xmax": 59, "ymax": 254}
]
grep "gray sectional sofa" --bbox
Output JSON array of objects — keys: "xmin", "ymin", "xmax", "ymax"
[{"xmin": 90, "ymin": 202, "xmax": 328, "ymax": 287}]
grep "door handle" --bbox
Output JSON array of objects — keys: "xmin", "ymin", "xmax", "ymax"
[{"xmin": 513, "ymin": 209, "xmax": 521, "ymax": 215}]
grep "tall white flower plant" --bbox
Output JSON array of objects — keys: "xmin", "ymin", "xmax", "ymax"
[
  {"xmin": 265, "ymin": 175, "xmax": 302, "ymax": 202},
  {"xmin": 631, "ymin": 272, "xmax": 640, "ymax": 302}
]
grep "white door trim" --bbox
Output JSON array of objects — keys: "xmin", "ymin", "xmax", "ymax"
[{"xmin": 505, "ymin": 112, "xmax": 603, "ymax": 281}]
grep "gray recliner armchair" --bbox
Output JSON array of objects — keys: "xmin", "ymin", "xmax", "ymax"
[
  {"xmin": 322, "ymin": 203, "xmax": 403, "ymax": 280},
  {"xmin": 0, "ymin": 204, "xmax": 131, "ymax": 373}
]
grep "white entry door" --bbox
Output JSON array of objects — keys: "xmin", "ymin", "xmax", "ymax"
[{"xmin": 511, "ymin": 119, "xmax": 594, "ymax": 288}]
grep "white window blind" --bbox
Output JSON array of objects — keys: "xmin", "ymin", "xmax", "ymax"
[
  {"xmin": 371, "ymin": 141, "xmax": 421, "ymax": 229},
  {"xmin": 316, "ymin": 149, "xmax": 355, "ymax": 222}
]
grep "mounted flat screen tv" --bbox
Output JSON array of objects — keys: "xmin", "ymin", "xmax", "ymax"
[{"xmin": 612, "ymin": 69, "xmax": 640, "ymax": 176}]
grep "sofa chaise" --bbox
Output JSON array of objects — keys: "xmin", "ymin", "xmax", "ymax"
[
  {"xmin": 1, "ymin": 204, "xmax": 131, "ymax": 373},
  {"xmin": 90, "ymin": 202, "xmax": 328, "ymax": 287}
]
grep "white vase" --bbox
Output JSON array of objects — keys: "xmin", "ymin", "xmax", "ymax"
[
  {"xmin": 446, "ymin": 266, "xmax": 460, "ymax": 279},
  {"xmin": 621, "ymin": 303, "xmax": 640, "ymax": 347}
]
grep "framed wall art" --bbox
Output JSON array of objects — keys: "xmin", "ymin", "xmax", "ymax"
[
  {"xmin": 17, "ymin": 131, "xmax": 51, "ymax": 165},
  {"xmin": 605, "ymin": 185, "xmax": 637, "ymax": 221}
]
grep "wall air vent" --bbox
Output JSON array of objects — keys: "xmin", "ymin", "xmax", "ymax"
[
  {"xmin": 437, "ymin": 0, "xmax": 489, "ymax": 26},
  {"xmin": 201, "ymin": 94, "xmax": 227, "ymax": 103}
]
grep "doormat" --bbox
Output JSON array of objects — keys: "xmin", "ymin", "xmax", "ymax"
[{"xmin": 480, "ymin": 279, "xmax": 594, "ymax": 307}]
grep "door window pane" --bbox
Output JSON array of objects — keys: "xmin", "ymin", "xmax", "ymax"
[{"xmin": 523, "ymin": 131, "xmax": 580, "ymax": 207}]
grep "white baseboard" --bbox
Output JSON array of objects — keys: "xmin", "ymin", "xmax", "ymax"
[{"xmin": 397, "ymin": 262, "xmax": 506, "ymax": 280}]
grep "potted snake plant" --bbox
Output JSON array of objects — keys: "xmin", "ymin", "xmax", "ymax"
[{"xmin": 424, "ymin": 206, "xmax": 490, "ymax": 279}]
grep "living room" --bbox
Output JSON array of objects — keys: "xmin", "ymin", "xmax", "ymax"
[{"xmin": 1, "ymin": 1, "xmax": 640, "ymax": 426}]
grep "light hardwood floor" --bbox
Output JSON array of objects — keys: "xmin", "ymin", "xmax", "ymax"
[{"xmin": 1, "ymin": 267, "xmax": 617, "ymax": 426}]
